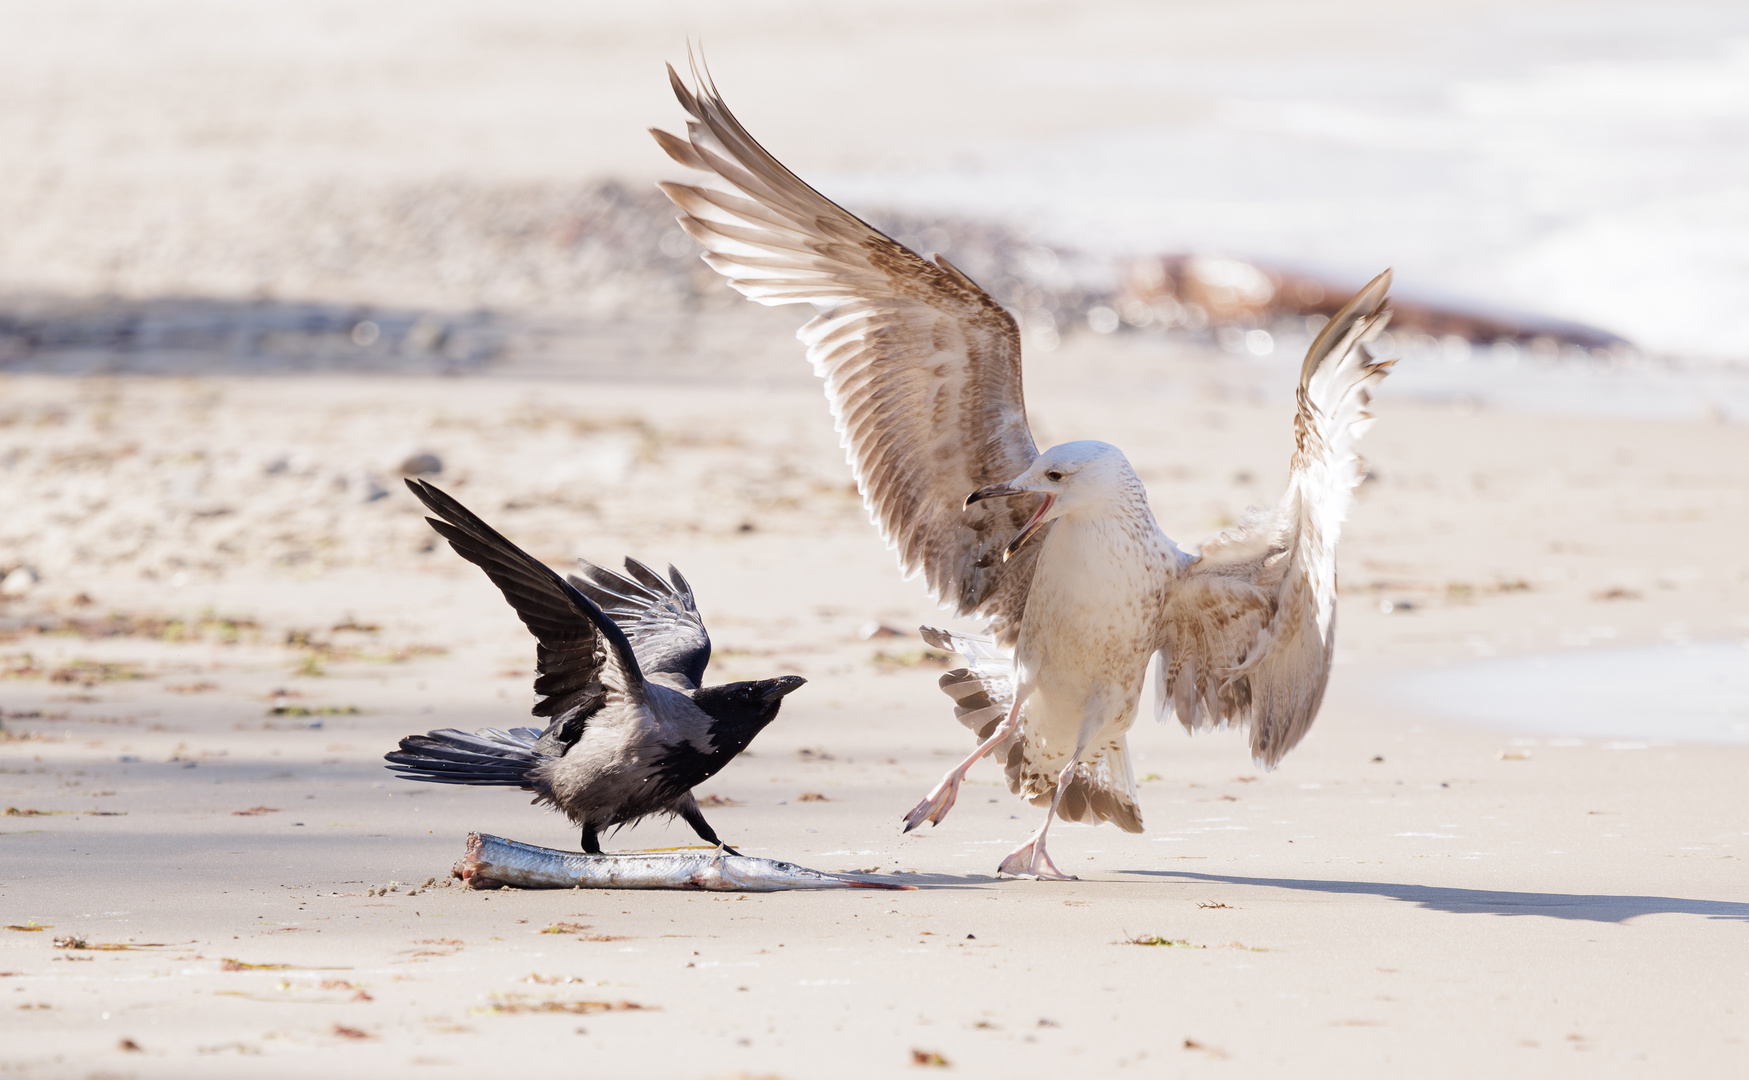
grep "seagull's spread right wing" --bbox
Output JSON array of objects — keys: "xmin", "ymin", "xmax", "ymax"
[
  {"xmin": 653, "ymin": 62, "xmax": 1044, "ymax": 643},
  {"xmin": 569, "ymin": 559, "xmax": 711, "ymax": 690},
  {"xmin": 1153, "ymin": 271, "xmax": 1395, "ymax": 768},
  {"xmin": 407, "ymin": 481, "xmax": 646, "ymax": 741}
]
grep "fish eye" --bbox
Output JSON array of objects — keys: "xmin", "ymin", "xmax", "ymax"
[{"xmin": 1045, "ymin": 470, "xmax": 1064, "ymax": 482}]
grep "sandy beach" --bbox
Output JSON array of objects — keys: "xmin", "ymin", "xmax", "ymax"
[
  {"xmin": 4, "ymin": 2, "xmax": 1748, "ymax": 1076},
  {"xmin": 3, "ymin": 360, "xmax": 1745, "ymax": 1078}
]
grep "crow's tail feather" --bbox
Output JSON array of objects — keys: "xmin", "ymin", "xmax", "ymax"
[{"xmin": 384, "ymin": 726, "xmax": 544, "ymax": 787}]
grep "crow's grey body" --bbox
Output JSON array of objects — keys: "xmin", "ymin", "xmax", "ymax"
[{"xmin": 385, "ymin": 481, "xmax": 804, "ymax": 853}]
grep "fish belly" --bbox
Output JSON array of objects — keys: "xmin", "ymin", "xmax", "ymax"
[{"xmin": 455, "ymin": 833, "xmax": 908, "ymax": 891}]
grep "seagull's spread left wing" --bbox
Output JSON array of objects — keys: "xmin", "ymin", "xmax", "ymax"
[
  {"xmin": 652, "ymin": 62, "xmax": 1044, "ymax": 645},
  {"xmin": 569, "ymin": 559, "xmax": 711, "ymax": 690},
  {"xmin": 1153, "ymin": 271, "xmax": 1395, "ymax": 768}
]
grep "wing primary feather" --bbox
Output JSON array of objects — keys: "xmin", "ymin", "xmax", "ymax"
[
  {"xmin": 655, "ymin": 63, "xmax": 1044, "ymax": 644},
  {"xmin": 406, "ymin": 479, "xmax": 645, "ymax": 691}
]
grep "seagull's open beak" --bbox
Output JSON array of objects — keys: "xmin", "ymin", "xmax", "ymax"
[
  {"xmin": 1001, "ymin": 493, "xmax": 1056, "ymax": 562},
  {"xmin": 964, "ymin": 482, "xmax": 1055, "ymax": 562},
  {"xmin": 964, "ymin": 480, "xmax": 1022, "ymax": 508}
]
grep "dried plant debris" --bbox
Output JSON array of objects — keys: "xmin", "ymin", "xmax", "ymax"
[
  {"xmin": 1124, "ymin": 935, "xmax": 1205, "ymax": 948},
  {"xmin": 911, "ymin": 1049, "xmax": 951, "ymax": 1067},
  {"xmin": 1, "ymin": 656, "xmax": 146, "ymax": 685},
  {"xmin": 9, "ymin": 613, "xmax": 262, "ymax": 644},
  {"xmin": 471, "ymin": 995, "xmax": 652, "ymax": 1016},
  {"xmin": 696, "ymin": 794, "xmax": 744, "ymax": 808},
  {"xmin": 55, "ymin": 937, "xmax": 166, "ymax": 951}
]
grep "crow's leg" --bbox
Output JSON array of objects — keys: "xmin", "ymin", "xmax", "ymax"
[
  {"xmin": 902, "ymin": 686, "xmax": 1031, "ymax": 833},
  {"xmin": 581, "ymin": 822, "xmax": 603, "ymax": 855},
  {"xmin": 996, "ymin": 756, "xmax": 1079, "ymax": 881},
  {"xmin": 679, "ymin": 801, "xmax": 741, "ymax": 857}
]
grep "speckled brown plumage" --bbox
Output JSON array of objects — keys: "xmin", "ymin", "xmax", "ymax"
[{"xmin": 652, "ymin": 59, "xmax": 1397, "ymax": 874}]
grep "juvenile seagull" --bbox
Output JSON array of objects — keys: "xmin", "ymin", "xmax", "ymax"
[
  {"xmin": 385, "ymin": 480, "xmax": 806, "ymax": 854},
  {"xmin": 653, "ymin": 65, "xmax": 1396, "ymax": 878}
]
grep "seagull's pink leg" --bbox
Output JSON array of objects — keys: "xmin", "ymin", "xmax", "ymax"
[
  {"xmin": 902, "ymin": 691, "xmax": 1027, "ymax": 833},
  {"xmin": 996, "ymin": 757, "xmax": 1079, "ymax": 881}
]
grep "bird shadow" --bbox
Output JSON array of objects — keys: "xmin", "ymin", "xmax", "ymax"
[
  {"xmin": 876, "ymin": 872, "xmax": 1001, "ymax": 890},
  {"xmin": 1121, "ymin": 869, "xmax": 1749, "ymax": 923}
]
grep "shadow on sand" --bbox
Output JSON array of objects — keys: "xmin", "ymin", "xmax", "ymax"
[{"xmin": 1122, "ymin": 870, "xmax": 1749, "ymax": 923}]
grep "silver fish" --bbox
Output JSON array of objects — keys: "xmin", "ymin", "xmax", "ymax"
[{"xmin": 453, "ymin": 832, "xmax": 914, "ymax": 892}]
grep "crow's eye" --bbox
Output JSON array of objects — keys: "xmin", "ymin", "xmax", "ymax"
[{"xmin": 1045, "ymin": 470, "xmax": 1064, "ymax": 482}]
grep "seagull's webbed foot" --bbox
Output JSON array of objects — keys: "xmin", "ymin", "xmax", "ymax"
[
  {"xmin": 901, "ymin": 774, "xmax": 963, "ymax": 833},
  {"xmin": 901, "ymin": 701, "xmax": 1026, "ymax": 833},
  {"xmin": 996, "ymin": 833, "xmax": 1075, "ymax": 881}
]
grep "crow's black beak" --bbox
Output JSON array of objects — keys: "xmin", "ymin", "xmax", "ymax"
[{"xmin": 765, "ymin": 675, "xmax": 807, "ymax": 704}]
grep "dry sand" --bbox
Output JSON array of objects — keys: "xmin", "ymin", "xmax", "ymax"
[{"xmin": 2, "ymin": 344, "xmax": 1746, "ymax": 1078}]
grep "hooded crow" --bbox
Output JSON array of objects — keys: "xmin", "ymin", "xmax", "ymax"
[{"xmin": 385, "ymin": 480, "xmax": 806, "ymax": 854}]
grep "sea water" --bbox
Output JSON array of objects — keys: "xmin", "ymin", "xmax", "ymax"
[
  {"xmin": 1387, "ymin": 642, "xmax": 1749, "ymax": 745},
  {"xmin": 820, "ymin": 1, "xmax": 1749, "ymax": 367}
]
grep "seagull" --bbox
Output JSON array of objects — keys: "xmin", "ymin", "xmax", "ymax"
[
  {"xmin": 385, "ymin": 480, "xmax": 806, "ymax": 854},
  {"xmin": 652, "ymin": 64, "xmax": 1396, "ymax": 878}
]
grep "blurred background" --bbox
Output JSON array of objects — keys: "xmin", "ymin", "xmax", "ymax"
[
  {"xmin": 3, "ymin": 0, "xmax": 1746, "ymax": 710},
  {"xmin": 4, "ymin": 0, "xmax": 1749, "ymax": 374}
]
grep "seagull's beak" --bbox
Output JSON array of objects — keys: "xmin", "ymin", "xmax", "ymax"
[
  {"xmin": 1001, "ymin": 493, "xmax": 1056, "ymax": 562},
  {"xmin": 965, "ymin": 480, "xmax": 1024, "ymax": 508}
]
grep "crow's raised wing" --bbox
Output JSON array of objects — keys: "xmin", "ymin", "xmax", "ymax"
[
  {"xmin": 407, "ymin": 481, "xmax": 645, "ymax": 742},
  {"xmin": 569, "ymin": 558, "xmax": 711, "ymax": 689}
]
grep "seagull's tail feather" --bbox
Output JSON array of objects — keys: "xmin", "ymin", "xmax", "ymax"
[
  {"xmin": 1051, "ymin": 743, "xmax": 1144, "ymax": 833},
  {"xmin": 922, "ymin": 627, "xmax": 1143, "ymax": 832},
  {"xmin": 921, "ymin": 626, "xmax": 1015, "ymax": 741},
  {"xmin": 384, "ymin": 727, "xmax": 546, "ymax": 787}
]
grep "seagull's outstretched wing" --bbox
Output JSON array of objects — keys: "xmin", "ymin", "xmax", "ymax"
[
  {"xmin": 652, "ymin": 62, "xmax": 1044, "ymax": 644},
  {"xmin": 407, "ymin": 481, "xmax": 646, "ymax": 740},
  {"xmin": 568, "ymin": 559, "xmax": 711, "ymax": 690},
  {"xmin": 1153, "ymin": 270, "xmax": 1395, "ymax": 768}
]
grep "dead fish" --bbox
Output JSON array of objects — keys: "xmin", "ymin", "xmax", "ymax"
[{"xmin": 454, "ymin": 832, "xmax": 912, "ymax": 892}]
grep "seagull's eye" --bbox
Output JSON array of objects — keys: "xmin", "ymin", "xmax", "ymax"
[{"xmin": 1045, "ymin": 470, "xmax": 1064, "ymax": 482}]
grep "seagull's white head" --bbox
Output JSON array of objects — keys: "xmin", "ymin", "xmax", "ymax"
[{"xmin": 964, "ymin": 441, "xmax": 1143, "ymax": 561}]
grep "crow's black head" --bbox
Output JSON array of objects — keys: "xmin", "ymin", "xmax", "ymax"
[
  {"xmin": 691, "ymin": 675, "xmax": 806, "ymax": 737},
  {"xmin": 643, "ymin": 675, "xmax": 806, "ymax": 811}
]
